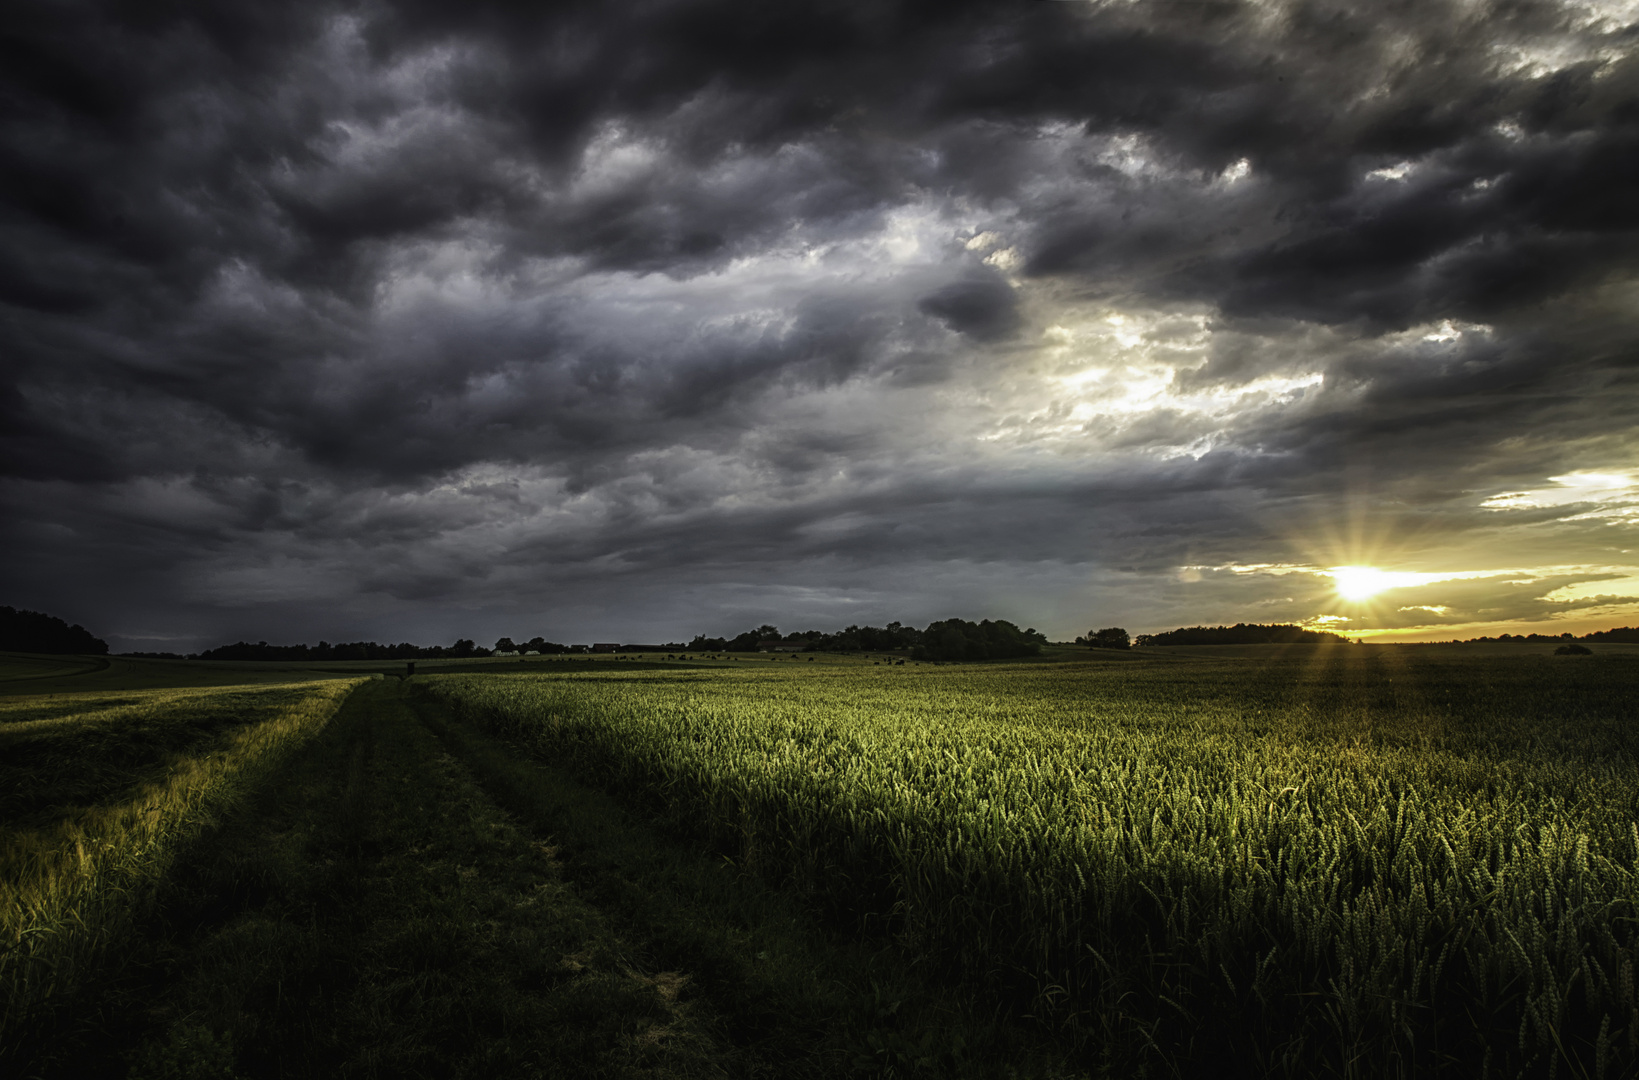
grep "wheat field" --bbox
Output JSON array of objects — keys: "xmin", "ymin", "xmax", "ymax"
[{"xmin": 424, "ymin": 646, "xmax": 1639, "ymax": 1078}]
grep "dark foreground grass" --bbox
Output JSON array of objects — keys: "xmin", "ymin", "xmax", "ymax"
[
  {"xmin": 17, "ymin": 678, "xmax": 1083, "ymax": 1079},
  {"xmin": 0, "ymin": 680, "xmax": 364, "ymax": 1067}
]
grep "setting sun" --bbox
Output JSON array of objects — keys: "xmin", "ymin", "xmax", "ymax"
[{"xmin": 1330, "ymin": 566, "xmax": 1418, "ymax": 601}]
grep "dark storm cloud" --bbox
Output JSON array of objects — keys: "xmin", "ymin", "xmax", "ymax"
[
  {"xmin": 3, "ymin": 0, "xmax": 1637, "ymax": 647},
  {"xmin": 917, "ymin": 273, "xmax": 1021, "ymax": 341}
]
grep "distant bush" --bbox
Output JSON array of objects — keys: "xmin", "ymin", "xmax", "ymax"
[
  {"xmin": 1135, "ymin": 623, "xmax": 1348, "ymax": 646},
  {"xmin": 1555, "ymin": 643, "xmax": 1593, "ymax": 655},
  {"xmin": 0, "ymin": 605, "xmax": 107, "ymax": 655}
]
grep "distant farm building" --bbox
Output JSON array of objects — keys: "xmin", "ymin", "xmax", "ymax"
[{"xmin": 591, "ymin": 643, "xmax": 621, "ymax": 653}]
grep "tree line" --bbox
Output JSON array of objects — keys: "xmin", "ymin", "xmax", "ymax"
[
  {"xmin": 197, "ymin": 618, "xmax": 1051, "ymax": 664},
  {"xmin": 192, "ymin": 639, "xmax": 508, "ymax": 661},
  {"xmin": 12, "ymin": 600, "xmax": 1634, "ymax": 661},
  {"xmin": 687, "ymin": 618, "xmax": 1048, "ymax": 661},
  {"xmin": 172, "ymin": 623, "xmax": 1639, "ymax": 662},
  {"xmin": 1430, "ymin": 627, "xmax": 1639, "ymax": 644},
  {"xmin": 1131, "ymin": 623, "xmax": 1351, "ymax": 646},
  {"xmin": 0, "ymin": 606, "xmax": 108, "ymax": 655}
]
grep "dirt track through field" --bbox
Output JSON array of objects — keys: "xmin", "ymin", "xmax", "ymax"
[{"xmin": 27, "ymin": 679, "xmax": 776, "ymax": 1079}]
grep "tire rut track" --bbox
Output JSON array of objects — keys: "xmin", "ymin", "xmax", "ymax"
[{"xmin": 97, "ymin": 679, "xmax": 742, "ymax": 1079}]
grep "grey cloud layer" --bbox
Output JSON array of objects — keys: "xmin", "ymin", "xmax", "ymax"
[{"xmin": 3, "ymin": 0, "xmax": 1636, "ymax": 647}]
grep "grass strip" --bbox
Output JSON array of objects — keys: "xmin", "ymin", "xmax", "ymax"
[
  {"xmin": 0, "ymin": 686, "xmax": 366, "ymax": 825},
  {"xmin": 0, "ymin": 678, "xmax": 367, "ymax": 1065}
]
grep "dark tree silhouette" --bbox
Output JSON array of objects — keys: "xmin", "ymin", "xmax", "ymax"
[
  {"xmin": 1077, "ymin": 627, "xmax": 1131, "ymax": 650},
  {"xmin": 1134, "ymin": 623, "xmax": 1347, "ymax": 646},
  {"xmin": 0, "ymin": 606, "xmax": 108, "ymax": 655},
  {"xmin": 913, "ymin": 619, "xmax": 1045, "ymax": 661}
]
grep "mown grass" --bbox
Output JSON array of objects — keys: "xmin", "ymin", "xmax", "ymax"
[
  {"xmin": 424, "ymin": 645, "xmax": 1639, "ymax": 1078},
  {"xmin": 0, "ymin": 677, "xmax": 366, "ymax": 1064}
]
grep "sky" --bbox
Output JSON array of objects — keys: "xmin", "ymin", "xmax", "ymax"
[{"xmin": 3, "ymin": 0, "xmax": 1637, "ymax": 652}]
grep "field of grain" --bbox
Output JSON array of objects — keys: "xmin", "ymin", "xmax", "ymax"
[
  {"xmin": 5, "ymin": 645, "xmax": 1634, "ymax": 1078},
  {"xmin": 424, "ymin": 646, "xmax": 1639, "ymax": 1078}
]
